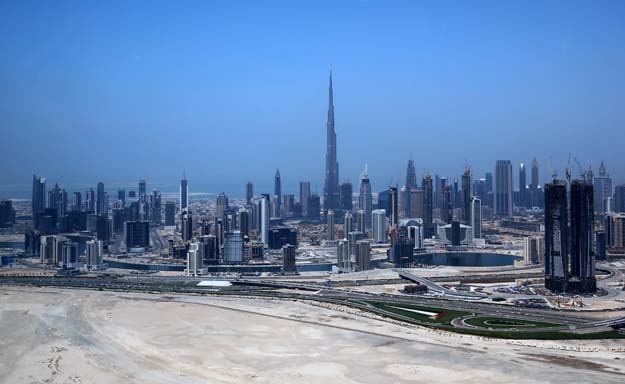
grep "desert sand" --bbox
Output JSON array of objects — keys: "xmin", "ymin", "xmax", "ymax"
[{"xmin": 1, "ymin": 286, "xmax": 624, "ymax": 384}]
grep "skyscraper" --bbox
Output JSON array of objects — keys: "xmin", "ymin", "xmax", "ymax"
[
  {"xmin": 409, "ymin": 188, "xmax": 424, "ymax": 219},
  {"xmin": 48, "ymin": 183, "xmax": 67, "ymax": 221},
  {"xmin": 259, "ymin": 194, "xmax": 270, "ymax": 246},
  {"xmin": 354, "ymin": 240, "xmax": 371, "ymax": 272},
  {"xmin": 151, "ymin": 190, "xmax": 162, "ymax": 225},
  {"xmin": 72, "ymin": 191, "xmax": 82, "ymax": 212},
  {"xmin": 615, "ymin": 184, "xmax": 625, "ymax": 213},
  {"xmin": 356, "ymin": 209, "xmax": 366, "ymax": 234},
  {"xmin": 181, "ymin": 209, "xmax": 193, "ymax": 242},
  {"xmin": 434, "ymin": 175, "xmax": 442, "ymax": 209},
  {"xmin": 125, "ymin": 220, "xmax": 150, "ymax": 250},
  {"xmin": 138, "ymin": 180, "xmax": 146, "ymax": 196},
  {"xmin": 389, "ymin": 186, "xmax": 399, "ymax": 228},
  {"xmin": 404, "ymin": 159, "xmax": 417, "ymax": 217},
  {"xmin": 117, "ymin": 189, "xmax": 125, "ymax": 205},
  {"xmin": 569, "ymin": 180, "xmax": 595, "ymax": 290},
  {"xmin": 282, "ymin": 244, "xmax": 297, "ymax": 274},
  {"xmin": 85, "ymin": 188, "xmax": 95, "ymax": 212},
  {"xmin": 453, "ymin": 178, "xmax": 460, "ymax": 209},
  {"xmin": 519, "ymin": 161, "xmax": 528, "ymax": 208},
  {"xmin": 422, "ymin": 174, "xmax": 434, "ymax": 237},
  {"xmin": 405, "ymin": 159, "xmax": 417, "ymax": 190},
  {"xmin": 299, "ymin": 181, "xmax": 310, "ymax": 218},
  {"xmin": 336, "ymin": 239, "xmax": 350, "ymax": 272},
  {"xmin": 246, "ymin": 182, "xmax": 253, "ymax": 206},
  {"xmin": 224, "ymin": 231, "xmax": 243, "ymax": 264},
  {"xmin": 372, "ymin": 209, "xmax": 387, "ymax": 243},
  {"xmin": 96, "ymin": 182, "xmax": 106, "ymax": 215},
  {"xmin": 85, "ymin": 239, "xmax": 103, "ymax": 271},
  {"xmin": 308, "ymin": 194, "xmax": 321, "ymax": 220},
  {"xmin": 186, "ymin": 242, "xmax": 203, "ymax": 276},
  {"xmin": 471, "ymin": 197, "xmax": 481, "ymax": 239},
  {"xmin": 530, "ymin": 157, "xmax": 539, "ymax": 207},
  {"xmin": 484, "ymin": 172, "xmax": 494, "ymax": 208},
  {"xmin": 323, "ymin": 72, "xmax": 340, "ymax": 213},
  {"xmin": 545, "ymin": 179, "xmax": 596, "ymax": 293},
  {"xmin": 442, "ymin": 185, "xmax": 453, "ymax": 224},
  {"xmin": 593, "ymin": 161, "xmax": 613, "ymax": 214},
  {"xmin": 339, "ymin": 181, "xmax": 353, "ymax": 213},
  {"xmin": 344, "ymin": 211, "xmax": 353, "ymax": 236},
  {"xmin": 274, "ymin": 169, "xmax": 281, "ymax": 217},
  {"xmin": 180, "ymin": 174, "xmax": 188, "ymax": 210},
  {"xmin": 358, "ymin": 165, "xmax": 372, "ymax": 230},
  {"xmin": 32, "ymin": 174, "xmax": 47, "ymax": 221},
  {"xmin": 327, "ymin": 209, "xmax": 335, "ymax": 241},
  {"xmin": 461, "ymin": 167, "xmax": 471, "ymax": 223},
  {"xmin": 216, "ymin": 193, "xmax": 229, "ymax": 219},
  {"xmin": 494, "ymin": 160, "xmax": 513, "ymax": 217},
  {"xmin": 165, "ymin": 201, "xmax": 176, "ymax": 226}
]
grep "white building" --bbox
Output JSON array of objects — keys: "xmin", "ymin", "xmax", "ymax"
[
  {"xmin": 523, "ymin": 236, "xmax": 544, "ymax": 264},
  {"xmin": 372, "ymin": 209, "xmax": 386, "ymax": 243},
  {"xmin": 407, "ymin": 225, "xmax": 424, "ymax": 250},
  {"xmin": 438, "ymin": 223, "xmax": 473, "ymax": 245},
  {"xmin": 186, "ymin": 241, "xmax": 205, "ymax": 276},
  {"xmin": 85, "ymin": 239, "xmax": 105, "ymax": 271},
  {"xmin": 259, "ymin": 195, "xmax": 270, "ymax": 246},
  {"xmin": 336, "ymin": 239, "xmax": 351, "ymax": 272},
  {"xmin": 327, "ymin": 209, "xmax": 335, "ymax": 241}
]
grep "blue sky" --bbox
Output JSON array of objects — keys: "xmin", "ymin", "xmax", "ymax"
[{"xmin": 1, "ymin": 0, "xmax": 624, "ymax": 197}]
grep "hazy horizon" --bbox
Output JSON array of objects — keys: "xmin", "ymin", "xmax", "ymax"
[{"xmin": 2, "ymin": 1, "xmax": 624, "ymax": 199}]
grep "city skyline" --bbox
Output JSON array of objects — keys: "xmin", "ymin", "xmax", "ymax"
[
  {"xmin": 1, "ymin": 155, "xmax": 619, "ymax": 201},
  {"xmin": 2, "ymin": 1, "xmax": 625, "ymax": 196},
  {"xmin": 3, "ymin": 3, "xmax": 625, "ymax": 382}
]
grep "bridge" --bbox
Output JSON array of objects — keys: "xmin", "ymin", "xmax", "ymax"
[{"xmin": 396, "ymin": 269, "xmax": 487, "ymax": 300}]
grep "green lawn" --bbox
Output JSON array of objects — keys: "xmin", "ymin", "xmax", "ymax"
[
  {"xmin": 446, "ymin": 326, "xmax": 625, "ymax": 340},
  {"xmin": 360, "ymin": 301, "xmax": 625, "ymax": 340},
  {"xmin": 366, "ymin": 301, "xmax": 470, "ymax": 325},
  {"xmin": 465, "ymin": 316, "xmax": 563, "ymax": 329}
]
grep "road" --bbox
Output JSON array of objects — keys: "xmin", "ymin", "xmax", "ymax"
[{"xmin": 3, "ymin": 274, "xmax": 624, "ymax": 332}]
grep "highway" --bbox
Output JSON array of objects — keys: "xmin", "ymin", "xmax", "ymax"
[
  {"xmin": 395, "ymin": 269, "xmax": 487, "ymax": 299},
  {"xmin": 3, "ymin": 274, "xmax": 623, "ymax": 332}
]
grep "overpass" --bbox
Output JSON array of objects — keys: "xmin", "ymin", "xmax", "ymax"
[{"xmin": 396, "ymin": 269, "xmax": 487, "ymax": 300}]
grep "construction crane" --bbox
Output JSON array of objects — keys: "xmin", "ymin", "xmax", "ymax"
[
  {"xmin": 573, "ymin": 157, "xmax": 586, "ymax": 181},
  {"xmin": 565, "ymin": 153, "xmax": 572, "ymax": 184},
  {"xmin": 548, "ymin": 158, "xmax": 558, "ymax": 180}
]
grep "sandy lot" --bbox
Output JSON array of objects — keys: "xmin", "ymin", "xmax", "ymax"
[{"xmin": 1, "ymin": 287, "xmax": 624, "ymax": 384}]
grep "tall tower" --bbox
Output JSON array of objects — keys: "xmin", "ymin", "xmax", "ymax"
[
  {"xmin": 403, "ymin": 159, "xmax": 417, "ymax": 217},
  {"xmin": 593, "ymin": 161, "xmax": 613, "ymax": 214},
  {"xmin": 544, "ymin": 179, "xmax": 596, "ymax": 293},
  {"xmin": 180, "ymin": 173, "xmax": 188, "ymax": 210},
  {"xmin": 389, "ymin": 186, "xmax": 399, "ymax": 228},
  {"xmin": 299, "ymin": 181, "xmax": 311, "ymax": 217},
  {"xmin": 323, "ymin": 72, "xmax": 339, "ymax": 213},
  {"xmin": 139, "ymin": 180, "xmax": 147, "ymax": 196},
  {"xmin": 274, "ymin": 169, "xmax": 282, "ymax": 217},
  {"xmin": 246, "ymin": 182, "xmax": 253, "ymax": 206},
  {"xmin": 32, "ymin": 174, "xmax": 47, "ymax": 220},
  {"xmin": 519, "ymin": 162, "xmax": 527, "ymax": 208},
  {"xmin": 327, "ymin": 209, "xmax": 335, "ymax": 241},
  {"xmin": 422, "ymin": 174, "xmax": 434, "ymax": 237},
  {"xmin": 530, "ymin": 157, "xmax": 540, "ymax": 207},
  {"xmin": 494, "ymin": 160, "xmax": 513, "ymax": 217},
  {"xmin": 405, "ymin": 159, "xmax": 417, "ymax": 190},
  {"xmin": 358, "ymin": 165, "xmax": 372, "ymax": 230},
  {"xmin": 96, "ymin": 182, "xmax": 106, "ymax": 215},
  {"xmin": 461, "ymin": 167, "xmax": 472, "ymax": 223}
]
